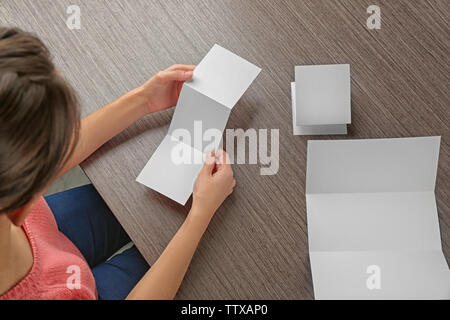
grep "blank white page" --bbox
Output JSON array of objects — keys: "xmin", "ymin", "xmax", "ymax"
[
  {"xmin": 306, "ymin": 137, "xmax": 441, "ymax": 194},
  {"xmin": 186, "ymin": 44, "xmax": 261, "ymax": 109},
  {"xmin": 310, "ymin": 251, "xmax": 450, "ymax": 300},
  {"xmin": 307, "ymin": 192, "xmax": 442, "ymax": 252},
  {"xmin": 168, "ymin": 85, "xmax": 231, "ymax": 152},
  {"xmin": 291, "ymin": 82, "xmax": 347, "ymax": 135},
  {"xmin": 136, "ymin": 135, "xmax": 204, "ymax": 205},
  {"xmin": 295, "ymin": 64, "xmax": 351, "ymax": 126}
]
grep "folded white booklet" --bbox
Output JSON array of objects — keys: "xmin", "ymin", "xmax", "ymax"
[
  {"xmin": 292, "ymin": 64, "xmax": 351, "ymax": 135},
  {"xmin": 137, "ymin": 45, "xmax": 261, "ymax": 204},
  {"xmin": 306, "ymin": 136, "xmax": 450, "ymax": 299}
]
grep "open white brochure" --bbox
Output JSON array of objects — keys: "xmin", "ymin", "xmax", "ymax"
[
  {"xmin": 306, "ymin": 136, "xmax": 450, "ymax": 299},
  {"xmin": 137, "ymin": 44, "xmax": 261, "ymax": 204}
]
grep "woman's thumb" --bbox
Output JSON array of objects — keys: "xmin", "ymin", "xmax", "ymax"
[{"xmin": 201, "ymin": 152, "xmax": 216, "ymax": 175}]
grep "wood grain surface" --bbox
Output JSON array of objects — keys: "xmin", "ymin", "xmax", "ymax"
[{"xmin": 2, "ymin": 0, "xmax": 448, "ymax": 299}]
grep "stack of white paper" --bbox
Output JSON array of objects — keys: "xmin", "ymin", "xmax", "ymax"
[
  {"xmin": 292, "ymin": 64, "xmax": 351, "ymax": 135},
  {"xmin": 137, "ymin": 45, "xmax": 261, "ymax": 205},
  {"xmin": 306, "ymin": 136, "xmax": 450, "ymax": 299}
]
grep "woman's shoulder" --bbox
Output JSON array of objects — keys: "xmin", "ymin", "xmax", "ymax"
[{"xmin": 1, "ymin": 197, "xmax": 97, "ymax": 300}]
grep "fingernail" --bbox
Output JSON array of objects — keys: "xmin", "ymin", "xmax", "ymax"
[{"xmin": 185, "ymin": 71, "xmax": 193, "ymax": 78}]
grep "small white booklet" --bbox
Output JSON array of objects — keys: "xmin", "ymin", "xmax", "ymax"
[
  {"xmin": 292, "ymin": 64, "xmax": 351, "ymax": 135},
  {"xmin": 306, "ymin": 136, "xmax": 450, "ymax": 299},
  {"xmin": 137, "ymin": 44, "xmax": 261, "ymax": 204}
]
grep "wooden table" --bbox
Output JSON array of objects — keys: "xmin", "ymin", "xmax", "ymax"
[{"xmin": 5, "ymin": 0, "xmax": 448, "ymax": 299}]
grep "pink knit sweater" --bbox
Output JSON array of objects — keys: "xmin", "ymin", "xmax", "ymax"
[{"xmin": 0, "ymin": 197, "xmax": 97, "ymax": 300}]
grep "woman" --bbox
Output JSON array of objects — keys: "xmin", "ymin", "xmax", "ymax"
[{"xmin": 0, "ymin": 28, "xmax": 235, "ymax": 299}]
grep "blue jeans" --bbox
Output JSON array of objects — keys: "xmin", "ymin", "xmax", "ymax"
[{"xmin": 45, "ymin": 184, "xmax": 149, "ymax": 300}]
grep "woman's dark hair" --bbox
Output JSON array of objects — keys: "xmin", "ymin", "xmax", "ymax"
[{"xmin": 0, "ymin": 27, "xmax": 80, "ymax": 214}]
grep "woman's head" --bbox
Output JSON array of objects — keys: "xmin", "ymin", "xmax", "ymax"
[{"xmin": 0, "ymin": 27, "xmax": 80, "ymax": 218}]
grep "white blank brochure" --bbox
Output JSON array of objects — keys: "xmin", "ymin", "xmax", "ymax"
[
  {"xmin": 293, "ymin": 64, "xmax": 351, "ymax": 135},
  {"xmin": 306, "ymin": 136, "xmax": 450, "ymax": 299},
  {"xmin": 137, "ymin": 44, "xmax": 261, "ymax": 205}
]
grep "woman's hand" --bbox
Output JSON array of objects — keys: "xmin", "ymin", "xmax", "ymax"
[
  {"xmin": 59, "ymin": 64, "xmax": 194, "ymax": 178},
  {"xmin": 191, "ymin": 149, "xmax": 236, "ymax": 224},
  {"xmin": 138, "ymin": 64, "xmax": 195, "ymax": 114},
  {"xmin": 128, "ymin": 149, "xmax": 235, "ymax": 300}
]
